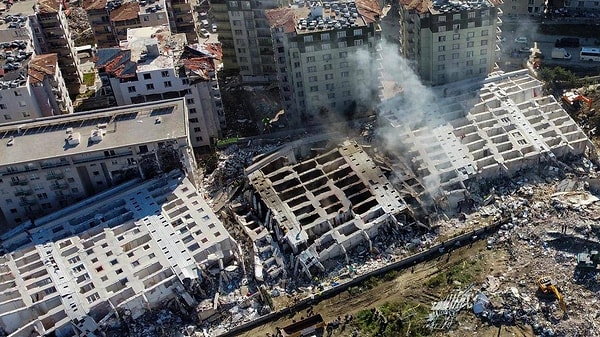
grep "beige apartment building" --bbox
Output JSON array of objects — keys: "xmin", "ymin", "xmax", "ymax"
[
  {"xmin": 399, "ymin": 0, "xmax": 502, "ymax": 86},
  {"xmin": 500, "ymin": 0, "xmax": 545, "ymax": 16},
  {"xmin": 266, "ymin": 0, "xmax": 382, "ymax": 124},
  {"xmin": 0, "ymin": 98, "xmax": 195, "ymax": 228}
]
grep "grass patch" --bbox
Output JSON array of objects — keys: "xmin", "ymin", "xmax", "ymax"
[
  {"xmin": 217, "ymin": 137, "xmax": 238, "ymax": 147},
  {"xmin": 425, "ymin": 259, "xmax": 483, "ymax": 289},
  {"xmin": 83, "ymin": 72, "xmax": 95, "ymax": 87},
  {"xmin": 356, "ymin": 301, "xmax": 429, "ymax": 337}
]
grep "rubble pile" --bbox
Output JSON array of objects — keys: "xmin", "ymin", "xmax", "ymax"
[
  {"xmin": 67, "ymin": 7, "xmax": 94, "ymax": 46},
  {"xmin": 457, "ymin": 159, "xmax": 600, "ymax": 336},
  {"xmin": 203, "ymin": 143, "xmax": 278, "ymax": 197}
]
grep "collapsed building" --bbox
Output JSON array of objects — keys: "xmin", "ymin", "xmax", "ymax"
[
  {"xmin": 239, "ymin": 136, "xmax": 413, "ymax": 279},
  {"xmin": 378, "ymin": 69, "xmax": 595, "ymax": 209},
  {"xmin": 0, "ymin": 171, "xmax": 239, "ymax": 337}
]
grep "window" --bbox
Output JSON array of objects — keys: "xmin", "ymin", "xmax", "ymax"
[
  {"xmin": 467, "ymin": 32, "xmax": 475, "ymax": 38},
  {"xmin": 437, "ymin": 64, "xmax": 445, "ymax": 70},
  {"xmin": 355, "ymin": 39, "xmax": 363, "ymax": 46},
  {"xmin": 309, "ymin": 76, "xmax": 317, "ymax": 82},
  {"xmin": 14, "ymin": 91, "xmax": 21, "ymax": 96},
  {"xmin": 193, "ymin": 127, "xmax": 201, "ymax": 132},
  {"xmin": 467, "ymin": 51, "xmax": 474, "ymax": 57},
  {"xmin": 438, "ymin": 45, "xmax": 445, "ymax": 52},
  {"xmin": 189, "ymin": 118, "xmax": 199, "ymax": 123},
  {"xmin": 438, "ymin": 36, "xmax": 446, "ymax": 42},
  {"xmin": 468, "ymin": 11, "xmax": 476, "ymax": 18},
  {"xmin": 468, "ymin": 22, "xmax": 475, "ymax": 28},
  {"xmin": 22, "ymin": 111, "xmax": 30, "ymax": 118},
  {"xmin": 308, "ymin": 66, "xmax": 317, "ymax": 73},
  {"xmin": 305, "ymin": 46, "xmax": 315, "ymax": 52},
  {"xmin": 310, "ymin": 86, "xmax": 318, "ymax": 92},
  {"xmin": 480, "ymin": 58, "xmax": 487, "ymax": 64},
  {"xmin": 321, "ymin": 33, "xmax": 330, "ymax": 40},
  {"xmin": 453, "ymin": 13, "xmax": 461, "ymax": 20},
  {"xmin": 481, "ymin": 40, "xmax": 488, "ymax": 46},
  {"xmin": 338, "ymin": 41, "xmax": 347, "ymax": 48},
  {"xmin": 354, "ymin": 29, "xmax": 362, "ymax": 36},
  {"xmin": 322, "ymin": 43, "xmax": 331, "ymax": 50},
  {"xmin": 466, "ymin": 60, "xmax": 473, "ymax": 66},
  {"xmin": 143, "ymin": 73, "xmax": 151, "ymax": 80},
  {"xmin": 327, "ymin": 93, "xmax": 335, "ymax": 99},
  {"xmin": 438, "ymin": 55, "xmax": 445, "ymax": 61},
  {"xmin": 189, "ymin": 108, "xmax": 196, "ymax": 114},
  {"xmin": 325, "ymin": 83, "xmax": 334, "ymax": 90},
  {"xmin": 306, "ymin": 56, "xmax": 315, "ymax": 63},
  {"xmin": 128, "ymin": 86, "xmax": 136, "ymax": 93},
  {"xmin": 18, "ymin": 101, "xmax": 26, "ymax": 107},
  {"xmin": 339, "ymin": 51, "xmax": 348, "ymax": 58},
  {"xmin": 453, "ymin": 43, "xmax": 459, "ymax": 50},
  {"xmin": 182, "ymin": 78, "xmax": 189, "ymax": 85},
  {"xmin": 340, "ymin": 61, "xmax": 348, "ymax": 68},
  {"xmin": 481, "ymin": 30, "xmax": 488, "ymax": 36},
  {"xmin": 304, "ymin": 35, "xmax": 313, "ymax": 42},
  {"xmin": 480, "ymin": 49, "xmax": 487, "ymax": 55},
  {"xmin": 186, "ymin": 98, "xmax": 194, "ymax": 104},
  {"xmin": 453, "ymin": 24, "xmax": 460, "ymax": 32},
  {"xmin": 146, "ymin": 83, "xmax": 154, "ymax": 90},
  {"xmin": 452, "ymin": 52, "xmax": 459, "ymax": 59},
  {"xmin": 467, "ymin": 41, "xmax": 474, "ymax": 48},
  {"xmin": 337, "ymin": 31, "xmax": 346, "ymax": 38},
  {"xmin": 324, "ymin": 74, "xmax": 333, "ymax": 80},
  {"xmin": 341, "ymin": 71, "xmax": 349, "ymax": 77},
  {"xmin": 0, "ymin": 104, "xmax": 5, "ymax": 109},
  {"xmin": 438, "ymin": 16, "xmax": 446, "ymax": 22},
  {"xmin": 296, "ymin": 81, "xmax": 303, "ymax": 88},
  {"xmin": 161, "ymin": 71, "xmax": 169, "ymax": 77},
  {"xmin": 438, "ymin": 26, "xmax": 446, "ymax": 32},
  {"xmin": 453, "ymin": 34, "xmax": 460, "ymax": 40}
]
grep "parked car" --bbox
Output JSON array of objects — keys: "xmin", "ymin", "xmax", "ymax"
[
  {"xmin": 212, "ymin": 23, "xmax": 217, "ymax": 33},
  {"xmin": 555, "ymin": 37, "xmax": 579, "ymax": 48},
  {"xmin": 514, "ymin": 37, "xmax": 528, "ymax": 44},
  {"xmin": 200, "ymin": 28, "xmax": 210, "ymax": 38}
]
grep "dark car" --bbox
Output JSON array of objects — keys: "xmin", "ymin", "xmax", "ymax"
[{"xmin": 555, "ymin": 37, "xmax": 580, "ymax": 48}]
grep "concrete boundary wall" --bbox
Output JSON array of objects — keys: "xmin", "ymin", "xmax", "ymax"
[{"xmin": 218, "ymin": 217, "xmax": 509, "ymax": 336}]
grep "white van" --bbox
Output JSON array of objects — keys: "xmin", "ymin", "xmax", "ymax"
[{"xmin": 551, "ymin": 48, "xmax": 571, "ymax": 60}]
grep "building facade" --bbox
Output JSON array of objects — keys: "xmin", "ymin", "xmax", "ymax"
[
  {"xmin": 0, "ymin": 98, "xmax": 194, "ymax": 228},
  {"xmin": 28, "ymin": 53, "xmax": 74, "ymax": 117},
  {"xmin": 500, "ymin": 0, "xmax": 545, "ymax": 16},
  {"xmin": 33, "ymin": 0, "xmax": 83, "ymax": 96},
  {"xmin": 95, "ymin": 27, "xmax": 224, "ymax": 151},
  {"xmin": 398, "ymin": 0, "xmax": 501, "ymax": 86},
  {"xmin": 212, "ymin": 0, "xmax": 291, "ymax": 82},
  {"xmin": 266, "ymin": 0, "xmax": 382, "ymax": 124}
]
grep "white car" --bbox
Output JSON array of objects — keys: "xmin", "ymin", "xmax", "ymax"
[
  {"xmin": 200, "ymin": 28, "xmax": 210, "ymax": 38},
  {"xmin": 514, "ymin": 37, "xmax": 528, "ymax": 44},
  {"xmin": 212, "ymin": 24, "xmax": 217, "ymax": 33}
]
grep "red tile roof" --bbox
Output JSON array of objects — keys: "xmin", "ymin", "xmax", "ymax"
[
  {"xmin": 37, "ymin": 0, "xmax": 64, "ymax": 14},
  {"xmin": 357, "ymin": 0, "xmax": 382, "ymax": 23},
  {"xmin": 28, "ymin": 54, "xmax": 58, "ymax": 84},
  {"xmin": 265, "ymin": 8, "xmax": 297, "ymax": 33},
  {"xmin": 110, "ymin": 1, "xmax": 139, "ymax": 21},
  {"xmin": 83, "ymin": 0, "xmax": 107, "ymax": 11}
]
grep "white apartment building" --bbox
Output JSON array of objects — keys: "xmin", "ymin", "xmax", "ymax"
[
  {"xmin": 399, "ymin": 0, "xmax": 502, "ymax": 86},
  {"xmin": 0, "ymin": 170, "xmax": 238, "ymax": 337},
  {"xmin": 266, "ymin": 0, "xmax": 382, "ymax": 125},
  {"xmin": 95, "ymin": 26, "xmax": 225, "ymax": 151},
  {"xmin": 0, "ymin": 98, "xmax": 195, "ymax": 229}
]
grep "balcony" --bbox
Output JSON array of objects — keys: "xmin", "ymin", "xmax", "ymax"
[
  {"xmin": 10, "ymin": 179, "xmax": 28, "ymax": 186},
  {"xmin": 19, "ymin": 199, "xmax": 37, "ymax": 206},
  {"xmin": 50, "ymin": 181, "xmax": 69, "ymax": 190},
  {"xmin": 46, "ymin": 172, "xmax": 65, "ymax": 180},
  {"xmin": 14, "ymin": 189, "xmax": 32, "ymax": 197}
]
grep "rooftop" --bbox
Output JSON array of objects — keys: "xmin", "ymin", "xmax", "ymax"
[
  {"xmin": 0, "ymin": 171, "xmax": 238, "ymax": 336},
  {"xmin": 0, "ymin": 98, "xmax": 188, "ymax": 166},
  {"xmin": 120, "ymin": 25, "xmax": 187, "ymax": 73},
  {"xmin": 27, "ymin": 53, "xmax": 58, "ymax": 84},
  {"xmin": 110, "ymin": 1, "xmax": 139, "ymax": 21},
  {"xmin": 36, "ymin": 0, "xmax": 62, "ymax": 14},
  {"xmin": 266, "ymin": 0, "xmax": 382, "ymax": 35},
  {"xmin": 82, "ymin": 0, "xmax": 108, "ymax": 11},
  {"xmin": 398, "ymin": 0, "xmax": 498, "ymax": 14}
]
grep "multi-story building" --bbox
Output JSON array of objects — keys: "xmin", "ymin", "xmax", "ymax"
[
  {"xmin": 0, "ymin": 170, "xmax": 239, "ymax": 336},
  {"xmin": 95, "ymin": 26, "xmax": 224, "ymax": 151},
  {"xmin": 166, "ymin": 0, "xmax": 198, "ymax": 43},
  {"xmin": 33, "ymin": 0, "xmax": 83, "ymax": 95},
  {"xmin": 83, "ymin": 0, "xmax": 116, "ymax": 48},
  {"xmin": 500, "ymin": 0, "xmax": 545, "ymax": 16},
  {"xmin": 211, "ymin": 0, "xmax": 291, "ymax": 82},
  {"xmin": 266, "ymin": 0, "xmax": 382, "ymax": 124},
  {"xmin": 0, "ymin": 98, "xmax": 194, "ymax": 228},
  {"xmin": 27, "ymin": 53, "xmax": 74, "ymax": 117},
  {"xmin": 398, "ymin": 0, "xmax": 502, "ymax": 86}
]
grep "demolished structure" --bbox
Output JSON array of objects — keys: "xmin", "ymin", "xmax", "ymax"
[
  {"xmin": 0, "ymin": 170, "xmax": 239, "ymax": 337},
  {"xmin": 378, "ymin": 70, "xmax": 595, "ymax": 209},
  {"xmin": 242, "ymin": 137, "xmax": 412, "ymax": 279}
]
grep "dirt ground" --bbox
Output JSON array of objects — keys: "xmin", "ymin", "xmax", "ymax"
[{"xmin": 240, "ymin": 240, "xmax": 536, "ymax": 337}]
